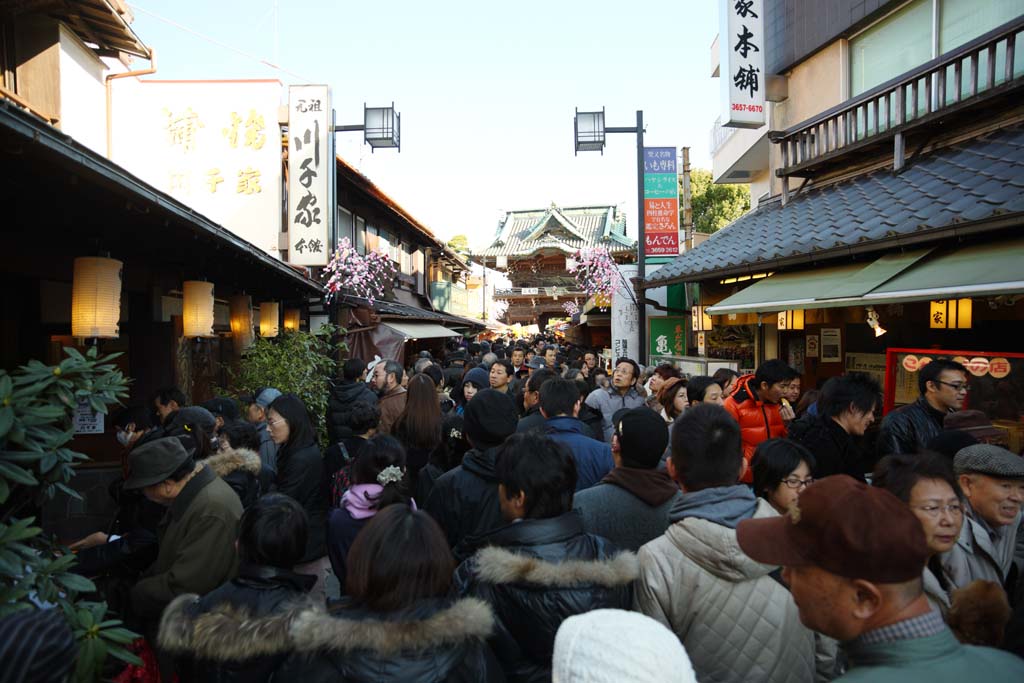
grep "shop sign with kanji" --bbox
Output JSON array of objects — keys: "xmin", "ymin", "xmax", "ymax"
[
  {"xmin": 287, "ymin": 85, "xmax": 334, "ymax": 266},
  {"xmin": 649, "ymin": 316, "xmax": 687, "ymax": 357},
  {"xmin": 719, "ymin": 0, "xmax": 766, "ymax": 128},
  {"xmin": 110, "ymin": 80, "xmax": 284, "ymax": 257},
  {"xmin": 643, "ymin": 147, "xmax": 680, "ymax": 257}
]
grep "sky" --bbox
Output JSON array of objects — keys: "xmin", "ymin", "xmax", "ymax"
[{"xmin": 127, "ymin": 1, "xmax": 721, "ymax": 249}]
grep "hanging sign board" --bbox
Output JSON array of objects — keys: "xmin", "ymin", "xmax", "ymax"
[
  {"xmin": 720, "ymin": 0, "xmax": 766, "ymax": 128},
  {"xmin": 288, "ymin": 85, "xmax": 334, "ymax": 266},
  {"xmin": 643, "ymin": 148, "xmax": 680, "ymax": 257}
]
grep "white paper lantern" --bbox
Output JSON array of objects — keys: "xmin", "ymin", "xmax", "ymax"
[
  {"xmin": 283, "ymin": 308, "xmax": 301, "ymax": 331},
  {"xmin": 259, "ymin": 301, "xmax": 279, "ymax": 338},
  {"xmin": 72, "ymin": 257, "xmax": 122, "ymax": 338},
  {"xmin": 229, "ymin": 295, "xmax": 255, "ymax": 350},
  {"xmin": 183, "ymin": 281, "xmax": 216, "ymax": 338}
]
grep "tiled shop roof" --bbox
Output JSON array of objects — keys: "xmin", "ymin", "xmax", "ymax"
[
  {"xmin": 476, "ymin": 203, "xmax": 635, "ymax": 257},
  {"xmin": 644, "ymin": 125, "xmax": 1024, "ymax": 287}
]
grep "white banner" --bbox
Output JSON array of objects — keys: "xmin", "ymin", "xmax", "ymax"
[
  {"xmin": 287, "ymin": 85, "xmax": 333, "ymax": 266},
  {"xmin": 611, "ymin": 264, "xmax": 640, "ymax": 363},
  {"xmin": 720, "ymin": 0, "xmax": 766, "ymax": 128},
  {"xmin": 111, "ymin": 80, "xmax": 283, "ymax": 257}
]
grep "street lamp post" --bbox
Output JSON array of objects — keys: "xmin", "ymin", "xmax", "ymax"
[
  {"xmin": 574, "ymin": 108, "xmax": 647, "ymax": 364},
  {"xmin": 333, "ymin": 103, "xmax": 401, "ymax": 151}
]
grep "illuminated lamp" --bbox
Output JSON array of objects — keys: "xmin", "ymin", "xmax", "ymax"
[
  {"xmin": 259, "ymin": 301, "xmax": 280, "ymax": 338},
  {"xmin": 71, "ymin": 257, "xmax": 123, "ymax": 338},
  {"xmin": 229, "ymin": 295, "xmax": 255, "ymax": 350},
  {"xmin": 283, "ymin": 308, "xmax": 301, "ymax": 331},
  {"xmin": 183, "ymin": 281, "xmax": 216, "ymax": 338}
]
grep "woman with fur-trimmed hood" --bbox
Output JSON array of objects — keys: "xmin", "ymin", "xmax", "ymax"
[
  {"xmin": 203, "ymin": 420, "xmax": 263, "ymax": 508},
  {"xmin": 453, "ymin": 432, "xmax": 638, "ymax": 683},
  {"xmin": 158, "ymin": 494, "xmax": 315, "ymax": 683},
  {"xmin": 278, "ymin": 505, "xmax": 504, "ymax": 682}
]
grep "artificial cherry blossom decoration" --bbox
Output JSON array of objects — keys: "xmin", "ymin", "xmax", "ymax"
[
  {"xmin": 562, "ymin": 300, "xmax": 580, "ymax": 317},
  {"xmin": 569, "ymin": 247, "xmax": 619, "ymax": 300},
  {"xmin": 323, "ymin": 238, "xmax": 397, "ymax": 305}
]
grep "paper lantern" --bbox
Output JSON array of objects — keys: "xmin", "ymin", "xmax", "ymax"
[
  {"xmin": 183, "ymin": 281, "xmax": 215, "ymax": 338},
  {"xmin": 72, "ymin": 257, "xmax": 122, "ymax": 338},
  {"xmin": 691, "ymin": 305, "xmax": 713, "ymax": 332},
  {"xmin": 929, "ymin": 299, "xmax": 972, "ymax": 329},
  {"xmin": 259, "ymin": 301, "xmax": 279, "ymax": 337},
  {"xmin": 283, "ymin": 308, "xmax": 301, "ymax": 331},
  {"xmin": 778, "ymin": 309, "xmax": 805, "ymax": 331},
  {"xmin": 229, "ymin": 295, "xmax": 255, "ymax": 350}
]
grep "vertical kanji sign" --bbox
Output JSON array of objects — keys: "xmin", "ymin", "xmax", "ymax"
[
  {"xmin": 720, "ymin": 0, "xmax": 766, "ymax": 128},
  {"xmin": 643, "ymin": 147, "xmax": 680, "ymax": 257},
  {"xmin": 288, "ymin": 85, "xmax": 332, "ymax": 266}
]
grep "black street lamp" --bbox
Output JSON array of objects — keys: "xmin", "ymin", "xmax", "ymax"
[
  {"xmin": 574, "ymin": 107, "xmax": 647, "ymax": 364},
  {"xmin": 334, "ymin": 103, "xmax": 401, "ymax": 151}
]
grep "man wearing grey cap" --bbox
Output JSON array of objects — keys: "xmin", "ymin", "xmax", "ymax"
[
  {"xmin": 941, "ymin": 443, "xmax": 1024, "ymax": 594},
  {"xmin": 243, "ymin": 387, "xmax": 281, "ymax": 489}
]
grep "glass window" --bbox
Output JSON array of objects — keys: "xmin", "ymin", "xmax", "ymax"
[
  {"xmin": 355, "ymin": 217, "xmax": 366, "ymax": 254},
  {"xmin": 940, "ymin": 0, "xmax": 1023, "ymax": 100},
  {"xmin": 337, "ymin": 207, "xmax": 353, "ymax": 247},
  {"xmin": 849, "ymin": 0, "xmax": 933, "ymax": 96}
]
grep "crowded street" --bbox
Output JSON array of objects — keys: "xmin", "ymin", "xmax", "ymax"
[{"xmin": 2, "ymin": 1, "xmax": 1024, "ymax": 682}]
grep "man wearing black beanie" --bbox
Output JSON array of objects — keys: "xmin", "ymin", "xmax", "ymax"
[{"xmin": 425, "ymin": 389, "xmax": 519, "ymax": 561}]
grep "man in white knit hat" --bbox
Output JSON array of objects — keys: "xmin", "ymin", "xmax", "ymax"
[{"xmin": 552, "ymin": 609, "xmax": 696, "ymax": 683}]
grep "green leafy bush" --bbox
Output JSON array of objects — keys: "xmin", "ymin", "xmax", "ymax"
[
  {"xmin": 230, "ymin": 323, "xmax": 346, "ymax": 444},
  {"xmin": 0, "ymin": 346, "xmax": 140, "ymax": 680}
]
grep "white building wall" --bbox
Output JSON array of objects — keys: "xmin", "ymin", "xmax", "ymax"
[{"xmin": 57, "ymin": 25, "xmax": 108, "ymax": 157}]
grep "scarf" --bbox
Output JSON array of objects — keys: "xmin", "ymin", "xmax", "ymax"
[
  {"xmin": 602, "ymin": 467, "xmax": 680, "ymax": 507},
  {"xmin": 669, "ymin": 484, "xmax": 758, "ymax": 528},
  {"xmin": 342, "ymin": 484, "xmax": 384, "ymax": 519}
]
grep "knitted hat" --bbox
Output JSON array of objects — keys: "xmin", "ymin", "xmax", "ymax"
[
  {"xmin": 552, "ymin": 609, "xmax": 696, "ymax": 683},
  {"xmin": 464, "ymin": 389, "xmax": 517, "ymax": 449},
  {"xmin": 0, "ymin": 608, "xmax": 77, "ymax": 683},
  {"xmin": 463, "ymin": 367, "xmax": 490, "ymax": 389}
]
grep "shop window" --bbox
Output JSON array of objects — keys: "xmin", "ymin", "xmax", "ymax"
[
  {"xmin": 337, "ymin": 207, "xmax": 353, "ymax": 246},
  {"xmin": 940, "ymin": 0, "xmax": 1024, "ymax": 103},
  {"xmin": 849, "ymin": 0, "xmax": 933, "ymax": 97},
  {"xmin": 355, "ymin": 217, "xmax": 366, "ymax": 254}
]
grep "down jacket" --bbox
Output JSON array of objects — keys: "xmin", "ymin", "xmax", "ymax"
[
  {"xmin": 787, "ymin": 413, "xmax": 866, "ymax": 482},
  {"xmin": 635, "ymin": 498, "xmax": 817, "ymax": 683},
  {"xmin": 424, "ymin": 447, "xmax": 506, "ymax": 561},
  {"xmin": 275, "ymin": 598, "xmax": 504, "ymax": 683},
  {"xmin": 454, "ymin": 512, "xmax": 637, "ymax": 683},
  {"xmin": 326, "ymin": 379, "xmax": 378, "ymax": 445},
  {"xmin": 157, "ymin": 564, "xmax": 315, "ymax": 683},
  {"xmin": 723, "ymin": 375, "xmax": 787, "ymax": 483},
  {"xmin": 274, "ymin": 442, "xmax": 328, "ymax": 564},
  {"xmin": 204, "ymin": 447, "xmax": 262, "ymax": 509}
]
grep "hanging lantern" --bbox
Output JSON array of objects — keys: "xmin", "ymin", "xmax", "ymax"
[
  {"xmin": 778, "ymin": 309, "xmax": 805, "ymax": 331},
  {"xmin": 259, "ymin": 301, "xmax": 279, "ymax": 337},
  {"xmin": 72, "ymin": 257, "xmax": 123, "ymax": 338},
  {"xmin": 182, "ymin": 281, "xmax": 216, "ymax": 338},
  {"xmin": 692, "ymin": 305, "xmax": 713, "ymax": 332},
  {"xmin": 929, "ymin": 299, "xmax": 972, "ymax": 329},
  {"xmin": 283, "ymin": 308, "xmax": 301, "ymax": 331},
  {"xmin": 229, "ymin": 295, "xmax": 255, "ymax": 350}
]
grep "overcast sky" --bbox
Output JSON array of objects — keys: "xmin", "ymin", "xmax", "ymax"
[{"xmin": 128, "ymin": 0, "xmax": 720, "ymax": 249}]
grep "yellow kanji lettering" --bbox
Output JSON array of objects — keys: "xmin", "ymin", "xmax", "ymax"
[
  {"xmin": 206, "ymin": 168, "xmax": 224, "ymax": 193},
  {"xmin": 222, "ymin": 112, "xmax": 242, "ymax": 148},
  {"xmin": 163, "ymin": 107, "xmax": 204, "ymax": 153},
  {"xmin": 236, "ymin": 167, "xmax": 262, "ymax": 194},
  {"xmin": 244, "ymin": 110, "xmax": 266, "ymax": 150}
]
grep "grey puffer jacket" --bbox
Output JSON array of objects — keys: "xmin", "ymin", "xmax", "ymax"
[{"xmin": 635, "ymin": 498, "xmax": 818, "ymax": 683}]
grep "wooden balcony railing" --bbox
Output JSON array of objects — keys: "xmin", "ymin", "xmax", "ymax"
[
  {"xmin": 769, "ymin": 17, "xmax": 1024, "ymax": 198},
  {"xmin": 494, "ymin": 286, "xmax": 586, "ymax": 299}
]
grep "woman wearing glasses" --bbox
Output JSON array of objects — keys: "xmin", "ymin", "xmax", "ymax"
[
  {"xmin": 873, "ymin": 453, "xmax": 964, "ymax": 619},
  {"xmin": 751, "ymin": 439, "xmax": 816, "ymax": 515}
]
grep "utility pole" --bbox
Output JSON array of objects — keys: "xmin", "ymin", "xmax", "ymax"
[{"xmin": 680, "ymin": 146, "xmax": 693, "ymax": 250}]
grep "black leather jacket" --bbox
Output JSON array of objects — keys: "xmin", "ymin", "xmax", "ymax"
[
  {"xmin": 453, "ymin": 512, "xmax": 637, "ymax": 683},
  {"xmin": 876, "ymin": 397, "xmax": 947, "ymax": 458},
  {"xmin": 158, "ymin": 564, "xmax": 316, "ymax": 683},
  {"xmin": 275, "ymin": 597, "xmax": 504, "ymax": 683},
  {"xmin": 788, "ymin": 413, "xmax": 867, "ymax": 481},
  {"xmin": 274, "ymin": 441, "xmax": 328, "ymax": 562}
]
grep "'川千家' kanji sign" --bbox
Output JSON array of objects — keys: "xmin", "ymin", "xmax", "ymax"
[
  {"xmin": 720, "ymin": 0, "xmax": 766, "ymax": 128},
  {"xmin": 288, "ymin": 85, "xmax": 334, "ymax": 266},
  {"xmin": 643, "ymin": 147, "xmax": 679, "ymax": 257}
]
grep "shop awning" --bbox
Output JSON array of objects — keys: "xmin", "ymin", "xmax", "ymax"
[
  {"xmin": 708, "ymin": 240, "xmax": 1024, "ymax": 314},
  {"xmin": 380, "ymin": 321, "xmax": 458, "ymax": 339}
]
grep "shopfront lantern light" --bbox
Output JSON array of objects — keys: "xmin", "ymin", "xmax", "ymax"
[
  {"xmin": 229, "ymin": 295, "xmax": 255, "ymax": 350},
  {"xmin": 929, "ymin": 299, "xmax": 972, "ymax": 329},
  {"xmin": 364, "ymin": 104, "xmax": 400, "ymax": 150},
  {"xmin": 72, "ymin": 256, "xmax": 123, "ymax": 338},
  {"xmin": 259, "ymin": 301, "xmax": 280, "ymax": 338},
  {"xmin": 778, "ymin": 309, "xmax": 805, "ymax": 331},
  {"xmin": 692, "ymin": 305, "xmax": 713, "ymax": 332},
  {"xmin": 283, "ymin": 308, "xmax": 301, "ymax": 331},
  {"xmin": 182, "ymin": 281, "xmax": 216, "ymax": 338},
  {"xmin": 574, "ymin": 108, "xmax": 606, "ymax": 154}
]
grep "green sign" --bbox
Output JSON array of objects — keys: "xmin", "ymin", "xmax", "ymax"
[{"xmin": 649, "ymin": 316, "xmax": 687, "ymax": 357}]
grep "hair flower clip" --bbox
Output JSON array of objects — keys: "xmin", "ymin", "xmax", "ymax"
[{"xmin": 377, "ymin": 465, "xmax": 404, "ymax": 486}]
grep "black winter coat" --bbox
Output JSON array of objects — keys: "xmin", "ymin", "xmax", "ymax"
[
  {"xmin": 876, "ymin": 397, "xmax": 947, "ymax": 458},
  {"xmin": 204, "ymin": 447, "xmax": 263, "ymax": 508},
  {"xmin": 275, "ymin": 598, "xmax": 504, "ymax": 683},
  {"xmin": 424, "ymin": 448, "xmax": 506, "ymax": 562},
  {"xmin": 274, "ymin": 442, "xmax": 328, "ymax": 562},
  {"xmin": 453, "ymin": 512, "xmax": 638, "ymax": 683},
  {"xmin": 517, "ymin": 405, "xmax": 600, "ymax": 440},
  {"xmin": 326, "ymin": 379, "xmax": 378, "ymax": 445},
  {"xmin": 788, "ymin": 413, "xmax": 867, "ymax": 482},
  {"xmin": 157, "ymin": 564, "xmax": 316, "ymax": 683}
]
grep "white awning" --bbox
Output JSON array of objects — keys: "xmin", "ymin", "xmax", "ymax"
[{"xmin": 380, "ymin": 321, "xmax": 458, "ymax": 340}]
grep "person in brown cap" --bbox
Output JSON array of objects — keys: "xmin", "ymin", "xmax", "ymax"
[{"xmin": 736, "ymin": 475, "xmax": 1024, "ymax": 683}]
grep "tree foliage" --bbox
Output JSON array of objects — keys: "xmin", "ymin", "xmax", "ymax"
[
  {"xmin": 685, "ymin": 168, "xmax": 751, "ymax": 234},
  {"xmin": 229, "ymin": 323, "xmax": 346, "ymax": 444},
  {"xmin": 0, "ymin": 346, "xmax": 141, "ymax": 681},
  {"xmin": 446, "ymin": 234, "xmax": 470, "ymax": 255}
]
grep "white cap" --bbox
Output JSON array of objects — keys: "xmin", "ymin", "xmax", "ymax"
[{"xmin": 552, "ymin": 609, "xmax": 695, "ymax": 683}]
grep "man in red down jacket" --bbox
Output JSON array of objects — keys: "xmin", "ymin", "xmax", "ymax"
[{"xmin": 723, "ymin": 360, "xmax": 800, "ymax": 483}]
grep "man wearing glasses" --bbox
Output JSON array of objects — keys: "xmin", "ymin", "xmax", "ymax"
[{"xmin": 877, "ymin": 359, "xmax": 969, "ymax": 458}]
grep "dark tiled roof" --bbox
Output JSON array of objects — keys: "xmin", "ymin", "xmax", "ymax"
[
  {"xmin": 336, "ymin": 294, "xmax": 484, "ymax": 329},
  {"xmin": 645, "ymin": 125, "xmax": 1024, "ymax": 286},
  {"xmin": 477, "ymin": 203, "xmax": 635, "ymax": 257}
]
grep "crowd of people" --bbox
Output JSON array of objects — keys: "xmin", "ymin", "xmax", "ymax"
[{"xmin": 35, "ymin": 336, "xmax": 1024, "ymax": 681}]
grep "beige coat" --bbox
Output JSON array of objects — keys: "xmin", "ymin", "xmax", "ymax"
[{"xmin": 635, "ymin": 498, "xmax": 818, "ymax": 683}]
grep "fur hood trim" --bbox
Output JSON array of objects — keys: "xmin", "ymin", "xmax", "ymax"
[
  {"xmin": 205, "ymin": 447, "xmax": 262, "ymax": 477},
  {"xmin": 290, "ymin": 598, "xmax": 494, "ymax": 656},
  {"xmin": 473, "ymin": 546, "xmax": 639, "ymax": 587},
  {"xmin": 158, "ymin": 593, "xmax": 310, "ymax": 660}
]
